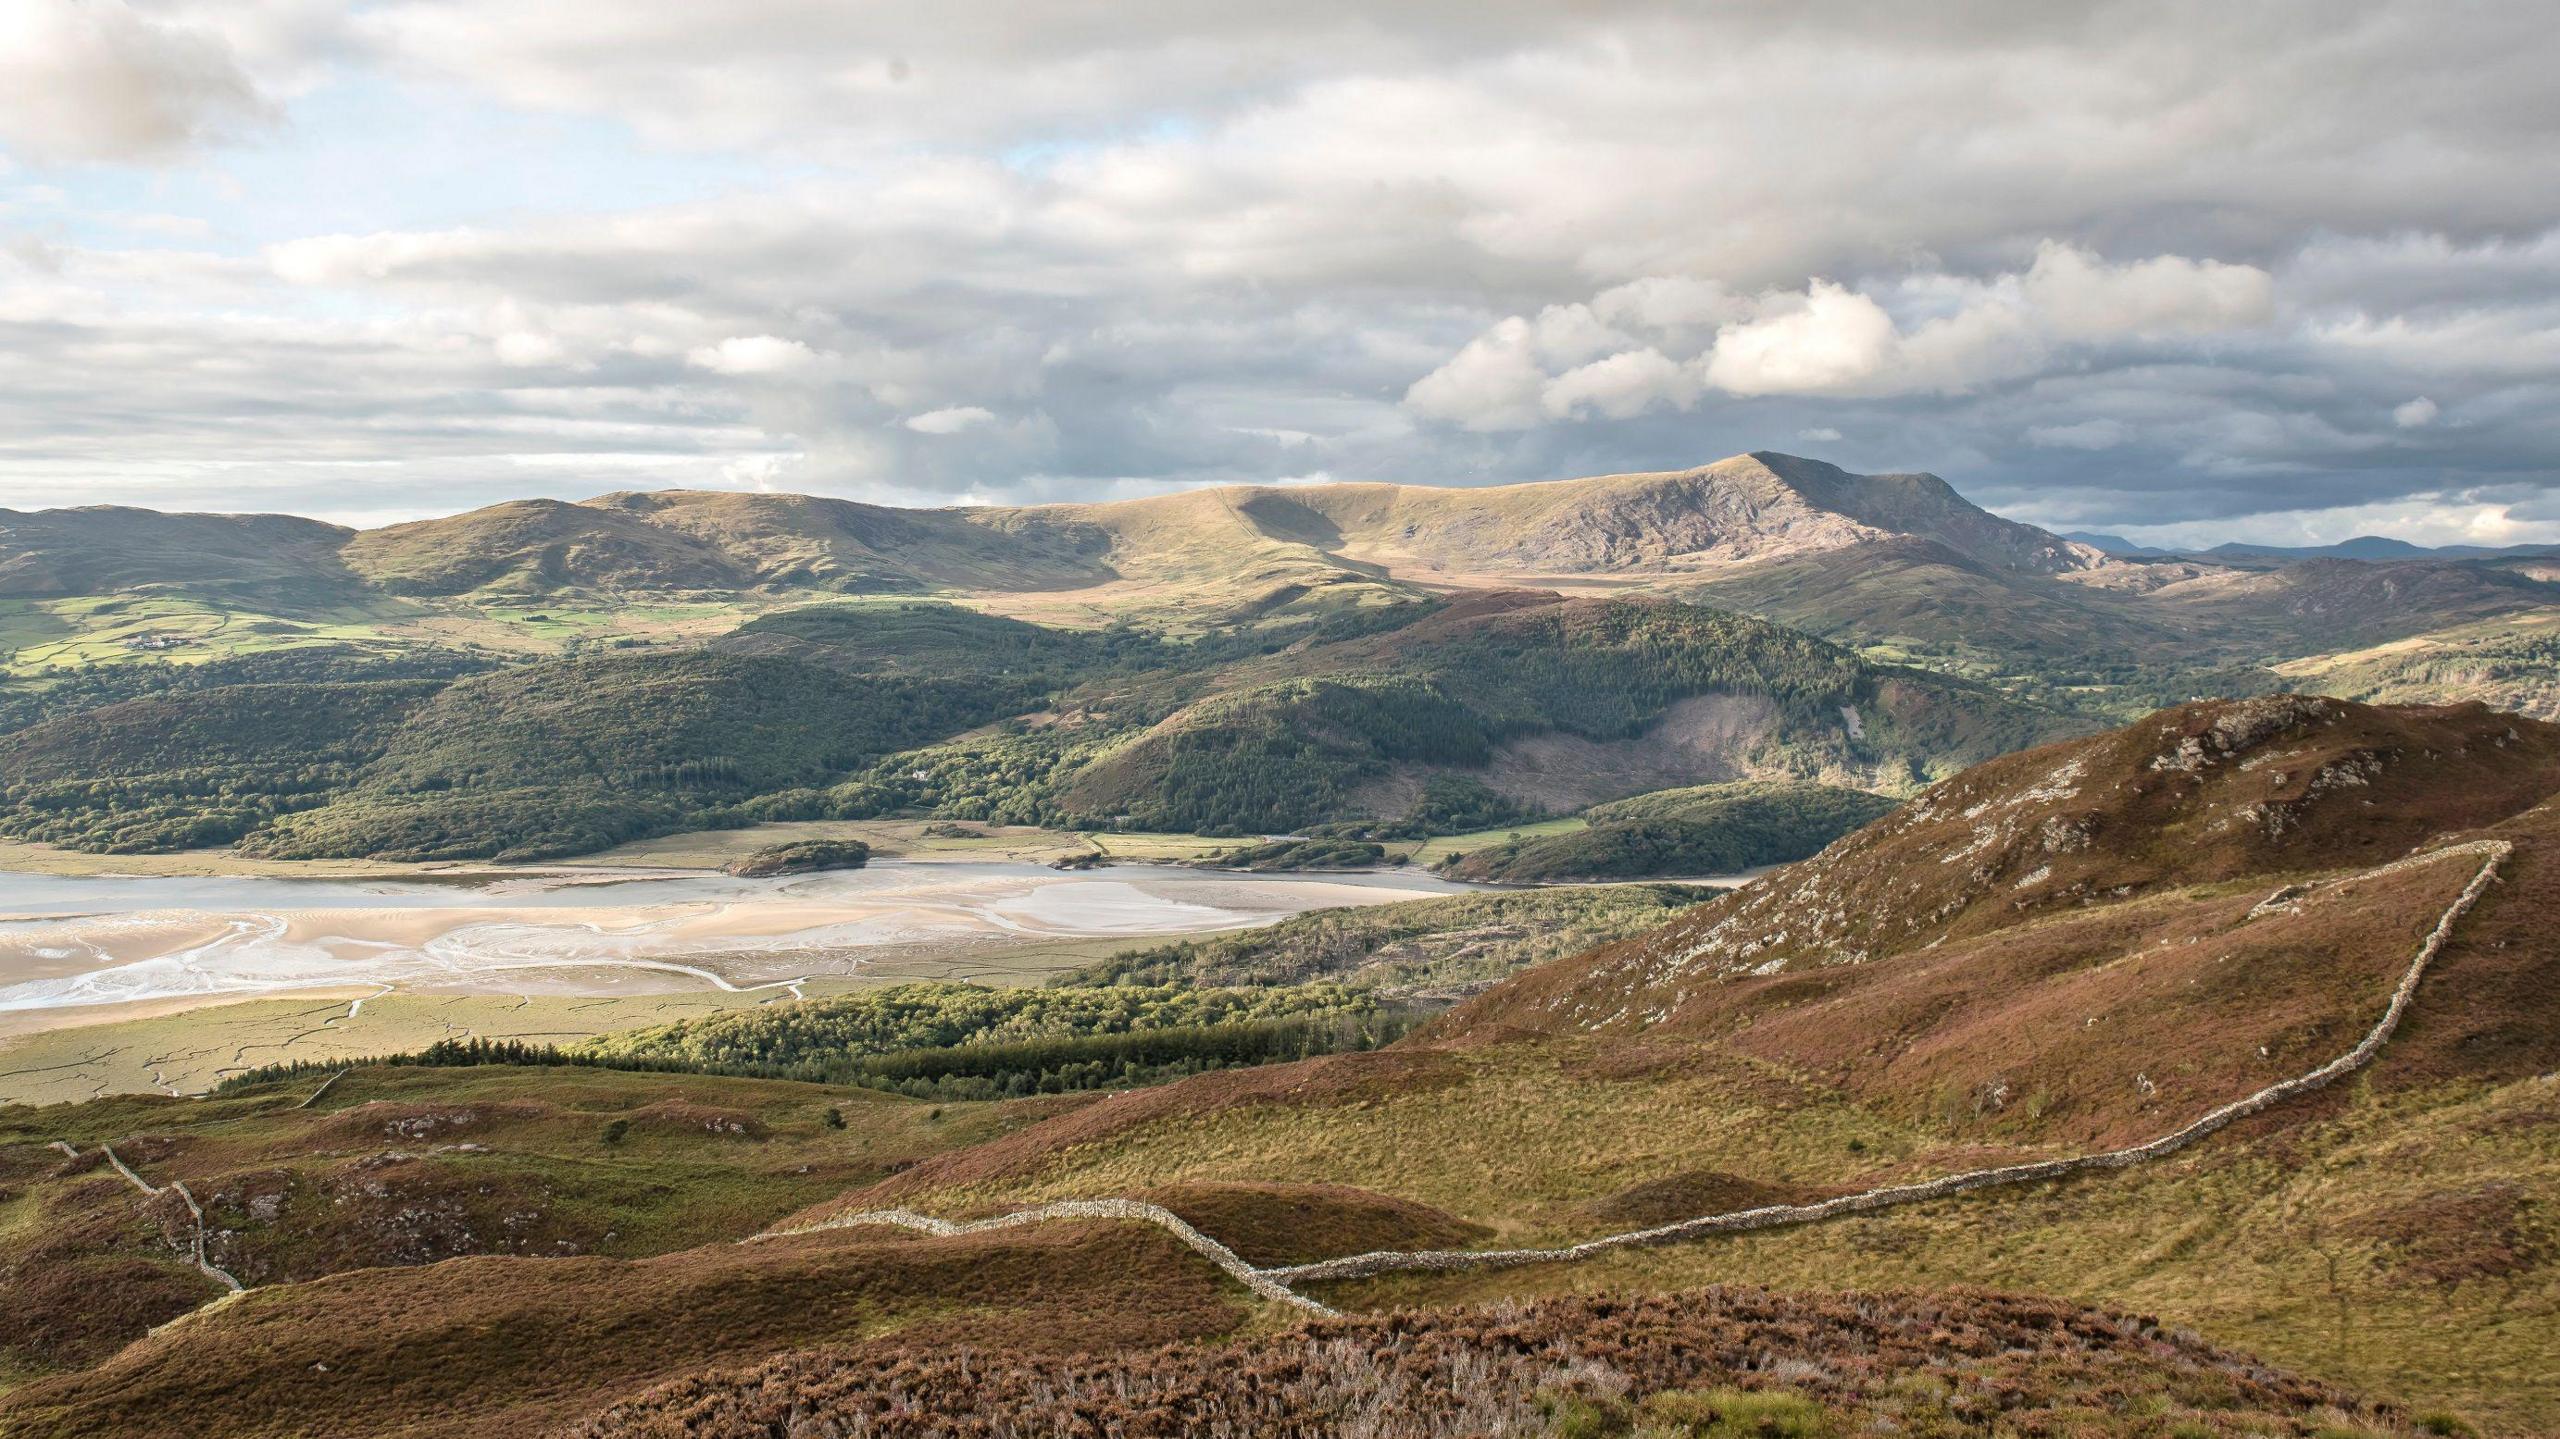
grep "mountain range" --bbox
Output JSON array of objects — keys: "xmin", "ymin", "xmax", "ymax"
[{"xmin": 0, "ymin": 452, "xmax": 2552, "ymax": 864}]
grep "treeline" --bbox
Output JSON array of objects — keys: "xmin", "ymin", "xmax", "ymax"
[
  {"xmin": 826, "ymin": 1012, "xmax": 1416, "ymax": 1100},
  {"xmin": 585, "ymin": 980, "xmax": 1382, "ymax": 1070},
  {"xmin": 1197, "ymin": 836, "xmax": 1386, "ymax": 871},
  {"xmin": 215, "ymin": 1011, "xmax": 1418, "ymax": 1102}
]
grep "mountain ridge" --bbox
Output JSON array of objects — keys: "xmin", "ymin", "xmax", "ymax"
[{"xmin": 3, "ymin": 453, "xmax": 2107, "ymax": 603}]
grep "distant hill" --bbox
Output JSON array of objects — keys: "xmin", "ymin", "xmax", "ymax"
[
  {"xmin": 0, "ymin": 506, "xmax": 357, "ymax": 603},
  {"xmin": 2201, "ymin": 536, "xmax": 2560, "ymax": 561},
  {"xmin": 343, "ymin": 491, "xmax": 1120, "ymax": 597},
  {"xmin": 2059, "ymin": 529, "xmax": 2157, "ymax": 555},
  {"xmin": 1684, "ymin": 534, "xmax": 2191, "ymax": 664},
  {"xmin": 1025, "ymin": 451, "xmax": 2108, "ymax": 582},
  {"xmin": 2138, "ymin": 556, "xmax": 2560, "ymax": 652},
  {"xmin": 2065, "ymin": 529, "xmax": 2560, "ymax": 562}
]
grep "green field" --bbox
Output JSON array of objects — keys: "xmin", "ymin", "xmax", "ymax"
[
  {"xmin": 1396, "ymin": 817, "xmax": 1588, "ymax": 865},
  {"xmin": 0, "ymin": 595, "xmax": 421, "ymax": 675}
]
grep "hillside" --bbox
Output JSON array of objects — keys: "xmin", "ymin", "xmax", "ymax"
[
  {"xmin": 236, "ymin": 648, "xmax": 1037, "ymax": 861},
  {"xmin": 755, "ymin": 696, "xmax": 2560, "ymax": 1431},
  {"xmin": 1456, "ymin": 694, "xmax": 2560, "ymax": 1016},
  {"xmin": 2139, "ymin": 557, "xmax": 2560, "ymax": 653},
  {"xmin": 339, "ymin": 499, "xmax": 761, "ymax": 595},
  {"xmin": 5, "ymin": 697, "xmax": 2555, "ymax": 1434},
  {"xmin": 1682, "ymin": 536, "xmax": 2206, "ymax": 674},
  {"xmin": 1050, "ymin": 591, "xmax": 2064, "ymax": 832},
  {"xmin": 0, "ymin": 507, "xmax": 357, "ymax": 604},
  {"xmin": 0, "ymin": 679, "xmax": 446, "ymax": 852},
  {"xmin": 0, "ymin": 588, "xmax": 2060, "ymax": 860},
  {"xmin": 1014, "ymin": 451, "xmax": 2109, "ymax": 584},
  {"xmin": 2273, "ymin": 612, "xmax": 2560, "ymax": 721}
]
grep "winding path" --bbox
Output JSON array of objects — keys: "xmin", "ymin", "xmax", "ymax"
[{"xmin": 749, "ymin": 839, "xmax": 2513, "ymax": 1317}]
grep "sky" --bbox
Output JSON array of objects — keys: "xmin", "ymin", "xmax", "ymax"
[{"xmin": 1, "ymin": 2, "xmax": 2557, "ymax": 547}]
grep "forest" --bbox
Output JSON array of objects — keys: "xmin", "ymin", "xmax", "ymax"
[{"xmin": 0, "ymin": 594, "xmax": 2043, "ymax": 859}]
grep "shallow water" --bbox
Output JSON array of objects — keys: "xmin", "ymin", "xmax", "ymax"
[{"xmin": 0, "ymin": 861, "xmax": 1483, "ymax": 1014}]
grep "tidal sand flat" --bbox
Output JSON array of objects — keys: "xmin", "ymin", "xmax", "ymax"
[{"xmin": 0, "ymin": 861, "xmax": 1479, "ymax": 1103}]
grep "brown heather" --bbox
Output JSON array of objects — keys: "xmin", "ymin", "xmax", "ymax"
[{"xmin": 565, "ymin": 1287, "xmax": 2410, "ymax": 1439}]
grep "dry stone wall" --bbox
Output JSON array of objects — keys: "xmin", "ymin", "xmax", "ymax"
[{"xmin": 763, "ymin": 840, "xmax": 2512, "ymax": 1310}]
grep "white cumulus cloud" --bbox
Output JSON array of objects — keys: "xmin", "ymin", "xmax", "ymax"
[
  {"xmin": 903, "ymin": 405, "xmax": 995, "ymax": 434},
  {"xmin": 686, "ymin": 335, "xmax": 824, "ymax": 375}
]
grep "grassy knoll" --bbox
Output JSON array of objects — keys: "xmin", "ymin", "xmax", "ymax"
[
  {"xmin": 1397, "ymin": 816, "xmax": 1588, "ymax": 866},
  {"xmin": 0, "ymin": 1218, "xmax": 1255, "ymax": 1439},
  {"xmin": 846, "ymin": 1038, "xmax": 1957, "ymax": 1246},
  {"xmin": 1057, "ymin": 883, "xmax": 1710, "ymax": 993}
]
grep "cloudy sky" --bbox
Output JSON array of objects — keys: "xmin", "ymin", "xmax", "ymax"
[{"xmin": 2, "ymin": 1, "xmax": 2556, "ymax": 545}]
